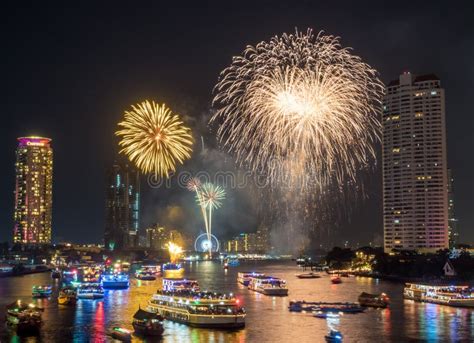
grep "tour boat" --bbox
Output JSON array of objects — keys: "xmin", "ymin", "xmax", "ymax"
[
  {"xmin": 147, "ymin": 278, "xmax": 245, "ymax": 328},
  {"xmin": 296, "ymin": 272, "xmax": 321, "ymax": 279},
  {"xmin": 132, "ymin": 308, "xmax": 164, "ymax": 336},
  {"xmin": 237, "ymin": 272, "xmax": 265, "ymax": 286},
  {"xmin": 248, "ymin": 276, "xmax": 288, "ymax": 296},
  {"xmin": 404, "ymin": 283, "xmax": 474, "ymax": 307},
  {"xmin": 331, "ymin": 276, "xmax": 342, "ymax": 284},
  {"xmin": 358, "ymin": 292, "xmax": 390, "ymax": 308},
  {"xmin": 77, "ymin": 283, "xmax": 104, "ymax": 299},
  {"xmin": 5, "ymin": 300, "xmax": 43, "ymax": 334},
  {"xmin": 135, "ymin": 269, "xmax": 157, "ymax": 281},
  {"xmin": 32, "ymin": 285, "xmax": 52, "ymax": 298},
  {"xmin": 101, "ymin": 272, "xmax": 130, "ymax": 289},
  {"xmin": 162, "ymin": 263, "xmax": 184, "ymax": 273},
  {"xmin": 58, "ymin": 287, "xmax": 77, "ymax": 305},
  {"xmin": 62, "ymin": 269, "xmax": 78, "ymax": 284},
  {"xmin": 289, "ymin": 301, "xmax": 363, "ymax": 313}
]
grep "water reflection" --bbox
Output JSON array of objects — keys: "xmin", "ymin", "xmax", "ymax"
[{"xmin": 0, "ymin": 261, "xmax": 473, "ymax": 342}]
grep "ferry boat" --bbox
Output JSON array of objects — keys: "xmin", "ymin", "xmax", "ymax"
[
  {"xmin": 147, "ymin": 278, "xmax": 245, "ymax": 328},
  {"xmin": 58, "ymin": 287, "xmax": 77, "ymax": 305},
  {"xmin": 77, "ymin": 283, "xmax": 104, "ymax": 299},
  {"xmin": 101, "ymin": 272, "xmax": 130, "ymax": 289},
  {"xmin": 248, "ymin": 276, "xmax": 288, "ymax": 296},
  {"xmin": 32, "ymin": 285, "xmax": 52, "ymax": 298},
  {"xmin": 358, "ymin": 292, "xmax": 390, "ymax": 308},
  {"xmin": 237, "ymin": 272, "xmax": 265, "ymax": 286},
  {"xmin": 6, "ymin": 300, "xmax": 43, "ymax": 334},
  {"xmin": 404, "ymin": 283, "xmax": 474, "ymax": 307},
  {"xmin": 132, "ymin": 308, "xmax": 164, "ymax": 336}
]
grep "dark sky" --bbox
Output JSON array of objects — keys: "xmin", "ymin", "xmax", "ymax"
[{"xmin": 1, "ymin": 2, "xmax": 473, "ymax": 246}]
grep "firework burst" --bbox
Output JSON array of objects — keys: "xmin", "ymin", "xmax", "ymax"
[
  {"xmin": 211, "ymin": 29, "xmax": 384, "ymax": 189},
  {"xmin": 116, "ymin": 100, "xmax": 193, "ymax": 178}
]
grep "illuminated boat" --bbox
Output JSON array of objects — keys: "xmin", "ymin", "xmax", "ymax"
[
  {"xmin": 62, "ymin": 269, "xmax": 78, "ymax": 284},
  {"xmin": 358, "ymin": 292, "xmax": 390, "ymax": 308},
  {"xmin": 325, "ymin": 330, "xmax": 343, "ymax": 342},
  {"xmin": 5, "ymin": 300, "xmax": 43, "ymax": 334},
  {"xmin": 77, "ymin": 283, "xmax": 104, "ymax": 299},
  {"xmin": 248, "ymin": 276, "xmax": 288, "ymax": 296},
  {"xmin": 32, "ymin": 285, "xmax": 52, "ymax": 298},
  {"xmin": 237, "ymin": 272, "xmax": 265, "ymax": 286},
  {"xmin": 404, "ymin": 283, "xmax": 474, "ymax": 307},
  {"xmin": 135, "ymin": 269, "xmax": 157, "ymax": 281},
  {"xmin": 58, "ymin": 286, "xmax": 77, "ymax": 305},
  {"xmin": 101, "ymin": 272, "xmax": 130, "ymax": 289},
  {"xmin": 147, "ymin": 278, "xmax": 245, "ymax": 328},
  {"xmin": 162, "ymin": 263, "xmax": 183, "ymax": 271},
  {"xmin": 132, "ymin": 308, "xmax": 164, "ymax": 336}
]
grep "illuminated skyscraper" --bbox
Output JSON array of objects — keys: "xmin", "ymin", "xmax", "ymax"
[
  {"xmin": 13, "ymin": 137, "xmax": 53, "ymax": 244},
  {"xmin": 383, "ymin": 72, "xmax": 449, "ymax": 253},
  {"xmin": 104, "ymin": 162, "xmax": 140, "ymax": 251},
  {"xmin": 447, "ymin": 169, "xmax": 458, "ymax": 248}
]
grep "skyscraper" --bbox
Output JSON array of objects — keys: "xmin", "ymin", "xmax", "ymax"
[
  {"xmin": 383, "ymin": 72, "xmax": 449, "ymax": 253},
  {"xmin": 13, "ymin": 137, "xmax": 53, "ymax": 245},
  {"xmin": 104, "ymin": 162, "xmax": 140, "ymax": 251},
  {"xmin": 447, "ymin": 169, "xmax": 458, "ymax": 248}
]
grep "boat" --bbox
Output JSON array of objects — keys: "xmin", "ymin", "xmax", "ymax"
[
  {"xmin": 228, "ymin": 259, "xmax": 240, "ymax": 267},
  {"xmin": 404, "ymin": 283, "xmax": 474, "ymax": 308},
  {"xmin": 237, "ymin": 272, "xmax": 265, "ymax": 286},
  {"xmin": 109, "ymin": 327, "xmax": 132, "ymax": 341},
  {"xmin": 162, "ymin": 263, "xmax": 183, "ymax": 272},
  {"xmin": 58, "ymin": 287, "xmax": 77, "ymax": 305},
  {"xmin": 32, "ymin": 285, "xmax": 52, "ymax": 298},
  {"xmin": 5, "ymin": 300, "xmax": 43, "ymax": 334},
  {"xmin": 77, "ymin": 283, "xmax": 104, "ymax": 299},
  {"xmin": 147, "ymin": 278, "xmax": 245, "ymax": 328},
  {"xmin": 135, "ymin": 269, "xmax": 157, "ymax": 281},
  {"xmin": 51, "ymin": 269, "xmax": 61, "ymax": 279},
  {"xmin": 289, "ymin": 301, "xmax": 363, "ymax": 313},
  {"xmin": 358, "ymin": 292, "xmax": 390, "ymax": 308},
  {"xmin": 101, "ymin": 272, "xmax": 130, "ymax": 289},
  {"xmin": 248, "ymin": 276, "xmax": 288, "ymax": 296},
  {"xmin": 62, "ymin": 269, "xmax": 78, "ymax": 283},
  {"xmin": 132, "ymin": 308, "xmax": 164, "ymax": 336},
  {"xmin": 296, "ymin": 272, "xmax": 321, "ymax": 279},
  {"xmin": 325, "ymin": 330, "xmax": 343, "ymax": 342},
  {"xmin": 313, "ymin": 311, "xmax": 340, "ymax": 319},
  {"xmin": 331, "ymin": 276, "xmax": 342, "ymax": 284}
]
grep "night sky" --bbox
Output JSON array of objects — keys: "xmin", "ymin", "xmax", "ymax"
[{"xmin": 1, "ymin": 2, "xmax": 472, "ymax": 246}]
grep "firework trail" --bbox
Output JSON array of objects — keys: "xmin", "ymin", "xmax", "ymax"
[
  {"xmin": 187, "ymin": 177, "xmax": 209, "ymax": 240},
  {"xmin": 211, "ymin": 29, "xmax": 384, "ymax": 191},
  {"xmin": 189, "ymin": 181, "xmax": 226, "ymax": 256},
  {"xmin": 116, "ymin": 100, "xmax": 193, "ymax": 178}
]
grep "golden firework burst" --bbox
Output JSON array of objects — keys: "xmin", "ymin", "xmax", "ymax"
[{"xmin": 116, "ymin": 100, "xmax": 193, "ymax": 177}]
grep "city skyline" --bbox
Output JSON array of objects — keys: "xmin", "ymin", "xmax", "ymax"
[{"xmin": 0, "ymin": 3, "xmax": 472, "ymax": 246}]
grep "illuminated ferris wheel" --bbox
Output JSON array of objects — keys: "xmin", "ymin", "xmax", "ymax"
[{"xmin": 194, "ymin": 233, "xmax": 220, "ymax": 253}]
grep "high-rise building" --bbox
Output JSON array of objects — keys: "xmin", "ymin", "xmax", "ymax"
[
  {"xmin": 383, "ymin": 72, "xmax": 449, "ymax": 253},
  {"xmin": 13, "ymin": 137, "xmax": 53, "ymax": 245},
  {"xmin": 447, "ymin": 169, "xmax": 458, "ymax": 248},
  {"xmin": 104, "ymin": 162, "xmax": 140, "ymax": 251},
  {"xmin": 146, "ymin": 225, "xmax": 168, "ymax": 250}
]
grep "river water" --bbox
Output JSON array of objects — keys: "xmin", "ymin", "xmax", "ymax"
[{"xmin": 0, "ymin": 260, "xmax": 473, "ymax": 342}]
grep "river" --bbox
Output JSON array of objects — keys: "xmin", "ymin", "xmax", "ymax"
[{"xmin": 0, "ymin": 260, "xmax": 473, "ymax": 342}]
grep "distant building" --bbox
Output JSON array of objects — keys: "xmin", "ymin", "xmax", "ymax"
[
  {"xmin": 104, "ymin": 162, "xmax": 140, "ymax": 251},
  {"xmin": 13, "ymin": 137, "xmax": 53, "ymax": 245},
  {"xmin": 145, "ymin": 225, "xmax": 188, "ymax": 250},
  {"xmin": 383, "ymin": 72, "xmax": 449, "ymax": 253},
  {"xmin": 447, "ymin": 169, "xmax": 459, "ymax": 248},
  {"xmin": 226, "ymin": 227, "xmax": 271, "ymax": 254}
]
